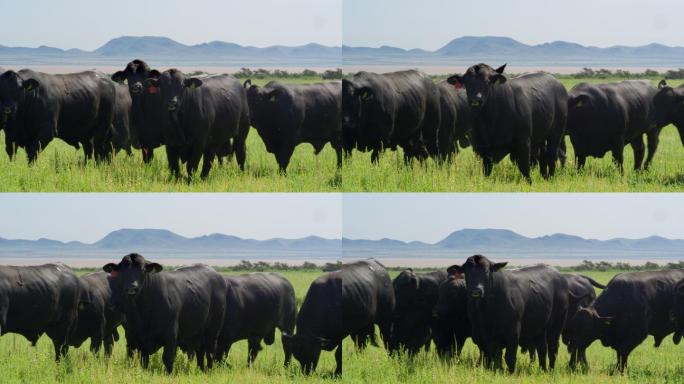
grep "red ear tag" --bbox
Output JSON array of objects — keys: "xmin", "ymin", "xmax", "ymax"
[
  {"xmin": 451, "ymin": 271, "xmax": 463, "ymax": 279},
  {"xmin": 148, "ymin": 86, "xmax": 158, "ymax": 94},
  {"xmin": 110, "ymin": 271, "xmax": 118, "ymax": 277},
  {"xmin": 453, "ymin": 82, "xmax": 463, "ymax": 90}
]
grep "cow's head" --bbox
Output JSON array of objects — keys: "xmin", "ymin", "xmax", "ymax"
[
  {"xmin": 111, "ymin": 59, "xmax": 159, "ymax": 96},
  {"xmin": 670, "ymin": 280, "xmax": 684, "ymax": 342},
  {"xmin": 0, "ymin": 71, "xmax": 38, "ymax": 117},
  {"xmin": 563, "ymin": 305, "xmax": 612, "ymax": 365},
  {"xmin": 282, "ymin": 333, "xmax": 334, "ymax": 374},
  {"xmin": 341, "ymin": 74, "xmax": 388, "ymax": 151},
  {"xmin": 653, "ymin": 80, "xmax": 684, "ymax": 146},
  {"xmin": 447, "ymin": 64, "xmax": 507, "ymax": 108},
  {"xmin": 447, "ymin": 254, "xmax": 506, "ymax": 299},
  {"xmin": 103, "ymin": 253, "xmax": 162, "ymax": 303},
  {"xmin": 144, "ymin": 69, "xmax": 202, "ymax": 113}
]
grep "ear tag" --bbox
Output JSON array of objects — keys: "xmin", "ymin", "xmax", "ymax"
[
  {"xmin": 576, "ymin": 100, "xmax": 583, "ymax": 107},
  {"xmin": 25, "ymin": 84, "xmax": 33, "ymax": 92},
  {"xmin": 110, "ymin": 271, "xmax": 118, "ymax": 277},
  {"xmin": 78, "ymin": 303, "xmax": 85, "ymax": 311},
  {"xmin": 147, "ymin": 86, "xmax": 158, "ymax": 94},
  {"xmin": 269, "ymin": 95, "xmax": 277, "ymax": 102},
  {"xmin": 453, "ymin": 82, "xmax": 463, "ymax": 90},
  {"xmin": 361, "ymin": 90, "xmax": 369, "ymax": 100}
]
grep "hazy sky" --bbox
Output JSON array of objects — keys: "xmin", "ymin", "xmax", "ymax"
[
  {"xmin": 344, "ymin": 0, "xmax": 684, "ymax": 50},
  {"xmin": 0, "ymin": 194, "xmax": 342, "ymax": 243},
  {"xmin": 0, "ymin": 0, "xmax": 342, "ymax": 50},
  {"xmin": 343, "ymin": 194, "xmax": 684, "ymax": 242}
]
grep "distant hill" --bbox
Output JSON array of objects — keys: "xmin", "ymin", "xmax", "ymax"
[
  {"xmin": 343, "ymin": 35, "xmax": 684, "ymax": 68},
  {"xmin": 0, "ymin": 36, "xmax": 341, "ymax": 68},
  {"xmin": 2, "ymin": 228, "xmax": 684, "ymax": 262}
]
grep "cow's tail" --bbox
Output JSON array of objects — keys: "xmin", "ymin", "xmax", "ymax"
[{"xmin": 579, "ymin": 274, "xmax": 606, "ymax": 289}]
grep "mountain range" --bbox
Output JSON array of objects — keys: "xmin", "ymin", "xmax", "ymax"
[
  {"xmin": 343, "ymin": 36, "xmax": 684, "ymax": 68},
  {"xmin": 1, "ymin": 228, "xmax": 683, "ymax": 262},
  {"xmin": 0, "ymin": 36, "xmax": 341, "ymax": 67}
]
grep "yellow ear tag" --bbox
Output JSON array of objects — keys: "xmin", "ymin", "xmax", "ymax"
[
  {"xmin": 576, "ymin": 100, "xmax": 583, "ymax": 107},
  {"xmin": 269, "ymin": 95, "xmax": 276, "ymax": 102},
  {"xmin": 78, "ymin": 303, "xmax": 85, "ymax": 310},
  {"xmin": 604, "ymin": 319, "xmax": 611, "ymax": 325},
  {"xmin": 361, "ymin": 90, "xmax": 369, "ymax": 100},
  {"xmin": 25, "ymin": 84, "xmax": 32, "ymax": 92}
]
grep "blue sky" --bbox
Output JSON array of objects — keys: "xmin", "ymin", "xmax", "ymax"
[
  {"xmin": 343, "ymin": 194, "xmax": 684, "ymax": 242},
  {"xmin": 0, "ymin": 0, "xmax": 342, "ymax": 50},
  {"xmin": 344, "ymin": 0, "xmax": 684, "ymax": 50},
  {"xmin": 0, "ymin": 194, "xmax": 342, "ymax": 242}
]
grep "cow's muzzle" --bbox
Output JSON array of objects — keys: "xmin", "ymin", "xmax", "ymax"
[
  {"xmin": 469, "ymin": 99, "xmax": 482, "ymax": 107},
  {"xmin": 131, "ymin": 83, "xmax": 143, "ymax": 94},
  {"xmin": 470, "ymin": 288, "xmax": 483, "ymax": 298}
]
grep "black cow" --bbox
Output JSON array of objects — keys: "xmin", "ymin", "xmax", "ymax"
[
  {"xmin": 342, "ymin": 70, "xmax": 440, "ymax": 163},
  {"xmin": 111, "ymin": 60, "xmax": 164, "ymax": 163},
  {"xmin": 0, "ymin": 264, "xmax": 80, "ymax": 360},
  {"xmin": 436, "ymin": 81, "xmax": 472, "ymax": 162},
  {"xmin": 556, "ymin": 273, "xmax": 606, "ymax": 369},
  {"xmin": 107, "ymin": 82, "xmax": 133, "ymax": 156},
  {"xmin": 103, "ymin": 254, "xmax": 226, "ymax": 373},
  {"xmin": 567, "ymin": 80, "xmax": 664, "ymax": 172},
  {"xmin": 217, "ymin": 272, "xmax": 297, "ymax": 366},
  {"xmin": 565, "ymin": 269, "xmax": 684, "ymax": 373},
  {"xmin": 448, "ymin": 255, "xmax": 569, "ymax": 373},
  {"xmin": 0, "ymin": 69, "xmax": 116, "ymax": 163},
  {"xmin": 447, "ymin": 64, "xmax": 567, "ymax": 182},
  {"xmin": 145, "ymin": 69, "xmax": 250, "ymax": 180},
  {"xmin": 432, "ymin": 274, "xmax": 471, "ymax": 358},
  {"xmin": 283, "ymin": 259, "xmax": 394, "ymax": 376},
  {"xmin": 244, "ymin": 79, "xmax": 342, "ymax": 172},
  {"xmin": 69, "ymin": 271, "xmax": 123, "ymax": 356},
  {"xmin": 389, "ymin": 269, "xmax": 447, "ymax": 355},
  {"xmin": 653, "ymin": 79, "xmax": 684, "ymax": 146}
]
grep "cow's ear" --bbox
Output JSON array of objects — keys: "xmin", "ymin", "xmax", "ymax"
[
  {"xmin": 658, "ymin": 79, "xmax": 668, "ymax": 89},
  {"xmin": 184, "ymin": 78, "xmax": 203, "ymax": 89},
  {"xmin": 243, "ymin": 79, "xmax": 252, "ymax": 89},
  {"xmin": 491, "ymin": 74, "xmax": 507, "ymax": 86},
  {"xmin": 103, "ymin": 263, "xmax": 118, "ymax": 273},
  {"xmin": 495, "ymin": 64, "xmax": 507, "ymax": 74},
  {"xmin": 490, "ymin": 262, "xmax": 508, "ymax": 272},
  {"xmin": 22, "ymin": 79, "xmax": 39, "ymax": 92},
  {"xmin": 446, "ymin": 75, "xmax": 464, "ymax": 89},
  {"xmin": 145, "ymin": 262, "xmax": 163, "ymax": 274},
  {"xmin": 111, "ymin": 71, "xmax": 126, "ymax": 84},
  {"xmin": 446, "ymin": 264, "xmax": 464, "ymax": 276},
  {"xmin": 148, "ymin": 70, "xmax": 161, "ymax": 79},
  {"xmin": 358, "ymin": 87, "xmax": 373, "ymax": 101}
]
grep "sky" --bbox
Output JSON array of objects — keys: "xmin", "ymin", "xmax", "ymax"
[
  {"xmin": 0, "ymin": 194, "xmax": 342, "ymax": 243},
  {"xmin": 343, "ymin": 193, "xmax": 684, "ymax": 243},
  {"xmin": 0, "ymin": 0, "xmax": 342, "ymax": 50},
  {"xmin": 344, "ymin": 0, "xmax": 684, "ymax": 50}
]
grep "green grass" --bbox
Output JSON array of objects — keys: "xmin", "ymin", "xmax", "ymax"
[
  {"xmin": 2, "ymin": 269, "xmax": 683, "ymax": 383},
  {"xmin": 0, "ymin": 77, "xmax": 341, "ymax": 192},
  {"xmin": 343, "ymin": 77, "xmax": 684, "ymax": 192}
]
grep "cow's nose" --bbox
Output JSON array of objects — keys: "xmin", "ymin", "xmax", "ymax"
[
  {"xmin": 470, "ymin": 288, "xmax": 483, "ymax": 298},
  {"xmin": 168, "ymin": 97, "xmax": 178, "ymax": 111},
  {"xmin": 131, "ymin": 83, "xmax": 143, "ymax": 93},
  {"xmin": 469, "ymin": 95, "xmax": 483, "ymax": 107}
]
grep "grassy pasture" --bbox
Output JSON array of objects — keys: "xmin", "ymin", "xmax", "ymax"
[
  {"xmin": 1, "ymin": 269, "xmax": 683, "ymax": 383},
  {"xmin": 342, "ymin": 77, "xmax": 684, "ymax": 192},
  {"xmin": 0, "ymin": 76, "xmax": 341, "ymax": 192}
]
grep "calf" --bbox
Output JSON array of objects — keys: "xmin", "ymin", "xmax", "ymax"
[
  {"xmin": 245, "ymin": 79, "xmax": 342, "ymax": 172},
  {"xmin": 103, "ymin": 254, "xmax": 226, "ymax": 373}
]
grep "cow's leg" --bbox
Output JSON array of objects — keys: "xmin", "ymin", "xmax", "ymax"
[
  {"xmin": 276, "ymin": 147, "xmax": 294, "ymax": 174},
  {"xmin": 371, "ymin": 148, "xmax": 380, "ymax": 164},
  {"xmin": 165, "ymin": 146, "xmax": 181, "ymax": 179},
  {"xmin": 482, "ymin": 157, "xmax": 493, "ymax": 177},
  {"xmin": 142, "ymin": 147, "xmax": 154, "ymax": 163},
  {"xmin": 4, "ymin": 139, "xmax": 15, "ymax": 160},
  {"xmin": 234, "ymin": 135, "xmax": 247, "ymax": 172},
  {"xmin": 247, "ymin": 337, "xmax": 262, "ymax": 366},
  {"xmin": 141, "ymin": 352, "xmax": 150, "ymax": 369},
  {"xmin": 333, "ymin": 140, "xmax": 343, "ymax": 169},
  {"xmin": 514, "ymin": 141, "xmax": 532, "ymax": 183},
  {"xmin": 611, "ymin": 141, "xmax": 625, "ymax": 174},
  {"xmin": 162, "ymin": 328, "xmax": 178, "ymax": 374},
  {"xmin": 576, "ymin": 154, "xmax": 586, "ymax": 170},
  {"xmin": 630, "ymin": 137, "xmax": 645, "ymax": 170},
  {"xmin": 535, "ymin": 337, "xmax": 548, "ymax": 371},
  {"xmin": 103, "ymin": 331, "xmax": 114, "ymax": 357},
  {"xmin": 282, "ymin": 335, "xmax": 292, "ymax": 367},
  {"xmin": 195, "ymin": 348, "xmax": 206, "ymax": 371},
  {"xmin": 81, "ymin": 140, "xmax": 94, "ymax": 164},
  {"xmin": 185, "ymin": 147, "xmax": 203, "ymax": 182},
  {"xmin": 200, "ymin": 149, "xmax": 215, "ymax": 179},
  {"xmin": 334, "ymin": 342, "xmax": 342, "ymax": 376},
  {"xmin": 644, "ymin": 129, "xmax": 660, "ymax": 170}
]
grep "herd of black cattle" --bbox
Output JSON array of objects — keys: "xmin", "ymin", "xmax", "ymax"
[
  {"xmin": 3, "ymin": 255, "xmax": 684, "ymax": 376},
  {"xmin": 2, "ymin": 60, "xmax": 684, "ymax": 181}
]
